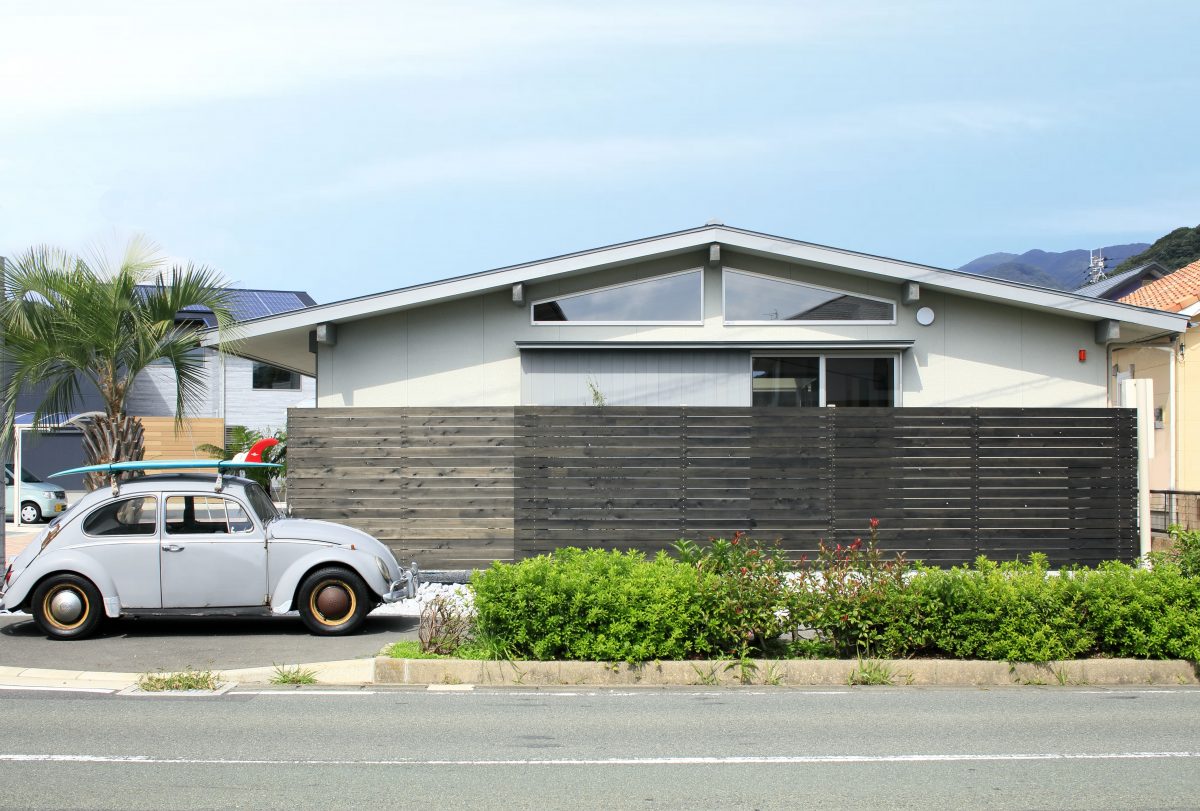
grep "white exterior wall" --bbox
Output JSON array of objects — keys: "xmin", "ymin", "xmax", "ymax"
[
  {"xmin": 222, "ymin": 354, "xmax": 316, "ymax": 435},
  {"xmin": 127, "ymin": 350, "xmax": 314, "ymax": 434},
  {"xmin": 315, "ymin": 250, "xmax": 1109, "ymax": 409}
]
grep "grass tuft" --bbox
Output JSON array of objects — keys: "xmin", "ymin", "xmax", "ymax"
[
  {"xmin": 137, "ymin": 668, "xmax": 220, "ymax": 692},
  {"xmin": 270, "ymin": 664, "xmax": 319, "ymax": 685}
]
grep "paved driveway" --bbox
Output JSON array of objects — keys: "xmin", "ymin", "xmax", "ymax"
[{"xmin": 0, "ymin": 612, "xmax": 418, "ymax": 672}]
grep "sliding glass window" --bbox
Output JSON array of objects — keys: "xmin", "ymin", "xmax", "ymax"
[{"xmin": 752, "ymin": 355, "xmax": 897, "ymax": 407}]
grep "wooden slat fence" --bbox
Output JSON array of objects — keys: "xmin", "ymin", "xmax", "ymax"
[{"xmin": 288, "ymin": 406, "xmax": 1138, "ymax": 568}]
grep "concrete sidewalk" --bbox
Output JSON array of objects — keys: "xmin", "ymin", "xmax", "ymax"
[{"xmin": 0, "ymin": 656, "xmax": 1196, "ymax": 692}]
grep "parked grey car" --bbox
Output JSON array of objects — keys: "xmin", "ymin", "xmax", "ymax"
[
  {"xmin": 5, "ymin": 465, "xmax": 69, "ymax": 524},
  {"xmin": 0, "ymin": 473, "xmax": 417, "ymax": 639}
]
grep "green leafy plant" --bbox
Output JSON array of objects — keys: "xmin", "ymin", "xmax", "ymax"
[
  {"xmin": 197, "ymin": 425, "xmax": 287, "ymax": 494},
  {"xmin": 790, "ymin": 519, "xmax": 916, "ymax": 659},
  {"xmin": 674, "ymin": 532, "xmax": 799, "ymax": 659},
  {"xmin": 137, "ymin": 668, "xmax": 220, "ymax": 691},
  {"xmin": 269, "ymin": 664, "xmax": 318, "ymax": 685},
  {"xmin": 471, "ymin": 548, "xmax": 717, "ymax": 663}
]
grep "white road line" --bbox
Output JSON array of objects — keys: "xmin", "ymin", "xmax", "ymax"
[
  {"xmin": 231, "ymin": 690, "xmax": 378, "ymax": 696},
  {"xmin": 1078, "ymin": 690, "xmax": 1200, "ymax": 695},
  {"xmin": 1, "ymin": 752, "xmax": 1196, "ymax": 767},
  {"xmin": 0, "ymin": 685, "xmax": 115, "ymax": 694}
]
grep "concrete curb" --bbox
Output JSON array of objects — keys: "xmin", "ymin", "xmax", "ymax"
[
  {"xmin": 374, "ymin": 657, "xmax": 1200, "ymax": 688},
  {"xmin": 1, "ymin": 657, "xmax": 1196, "ymax": 691}
]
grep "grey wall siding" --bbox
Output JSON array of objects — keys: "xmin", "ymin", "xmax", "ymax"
[
  {"xmin": 222, "ymin": 355, "xmax": 315, "ymax": 435},
  {"xmin": 125, "ymin": 351, "xmax": 313, "ymax": 434},
  {"xmin": 127, "ymin": 352, "xmax": 220, "ymax": 418},
  {"xmin": 521, "ymin": 350, "xmax": 751, "ymax": 407}
]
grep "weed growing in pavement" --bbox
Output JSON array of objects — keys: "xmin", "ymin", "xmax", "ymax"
[
  {"xmin": 846, "ymin": 657, "xmax": 895, "ymax": 686},
  {"xmin": 269, "ymin": 664, "xmax": 318, "ymax": 685},
  {"xmin": 137, "ymin": 668, "xmax": 220, "ymax": 692}
]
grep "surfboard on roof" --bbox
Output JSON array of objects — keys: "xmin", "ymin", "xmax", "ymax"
[{"xmin": 49, "ymin": 460, "xmax": 281, "ymax": 478}]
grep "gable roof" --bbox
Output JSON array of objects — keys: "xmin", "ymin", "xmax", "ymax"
[
  {"xmin": 204, "ymin": 224, "xmax": 1188, "ymax": 374},
  {"xmin": 1073, "ymin": 263, "xmax": 1168, "ymax": 299},
  {"xmin": 160, "ymin": 287, "xmax": 316, "ymax": 327},
  {"xmin": 1119, "ymin": 259, "xmax": 1200, "ymax": 312}
]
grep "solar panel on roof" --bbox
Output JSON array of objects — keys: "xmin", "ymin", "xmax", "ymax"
[{"xmin": 254, "ymin": 291, "xmax": 308, "ymax": 315}]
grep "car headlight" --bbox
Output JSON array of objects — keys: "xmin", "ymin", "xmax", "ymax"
[
  {"xmin": 375, "ymin": 556, "xmax": 391, "ymax": 582},
  {"xmin": 53, "ymin": 491, "xmax": 66, "ymax": 499}
]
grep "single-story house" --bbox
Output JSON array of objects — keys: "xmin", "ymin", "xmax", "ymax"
[{"xmin": 213, "ymin": 225, "xmax": 1188, "ymax": 568}]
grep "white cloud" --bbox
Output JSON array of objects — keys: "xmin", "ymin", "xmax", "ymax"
[
  {"xmin": 314, "ymin": 99, "xmax": 1054, "ymax": 198},
  {"xmin": 0, "ymin": 1, "xmax": 897, "ymax": 123}
]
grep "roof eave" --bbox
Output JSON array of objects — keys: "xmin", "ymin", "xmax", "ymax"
[{"xmin": 202, "ymin": 225, "xmax": 1189, "ymax": 346}]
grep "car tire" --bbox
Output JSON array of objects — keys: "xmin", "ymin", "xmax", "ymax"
[
  {"xmin": 20, "ymin": 501, "xmax": 42, "ymax": 524},
  {"xmin": 297, "ymin": 567, "xmax": 371, "ymax": 636},
  {"xmin": 31, "ymin": 574, "xmax": 104, "ymax": 640}
]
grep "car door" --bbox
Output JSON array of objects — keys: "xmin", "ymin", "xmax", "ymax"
[
  {"xmin": 77, "ymin": 494, "xmax": 162, "ymax": 608},
  {"xmin": 159, "ymin": 493, "xmax": 268, "ymax": 608}
]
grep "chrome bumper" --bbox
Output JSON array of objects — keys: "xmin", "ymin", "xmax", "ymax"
[{"xmin": 382, "ymin": 562, "xmax": 420, "ymax": 603}]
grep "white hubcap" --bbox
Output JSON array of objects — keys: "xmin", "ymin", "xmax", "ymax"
[{"xmin": 20, "ymin": 505, "xmax": 38, "ymax": 523}]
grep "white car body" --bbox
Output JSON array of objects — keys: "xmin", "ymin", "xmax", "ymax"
[{"xmin": 0, "ymin": 473, "xmax": 416, "ymax": 627}]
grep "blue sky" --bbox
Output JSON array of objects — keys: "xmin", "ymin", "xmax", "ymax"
[{"xmin": 1, "ymin": 1, "xmax": 1197, "ymax": 303}]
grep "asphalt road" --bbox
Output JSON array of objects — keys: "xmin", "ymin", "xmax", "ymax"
[
  {"xmin": 0, "ymin": 686, "xmax": 1197, "ymax": 809},
  {"xmin": 0, "ymin": 612, "xmax": 419, "ymax": 671}
]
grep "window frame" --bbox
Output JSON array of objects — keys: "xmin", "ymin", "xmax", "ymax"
[
  {"xmin": 750, "ymin": 351, "xmax": 902, "ymax": 407},
  {"xmin": 252, "ymin": 361, "xmax": 303, "ymax": 391},
  {"xmin": 81, "ymin": 495, "xmax": 160, "ymax": 539},
  {"xmin": 163, "ymin": 494, "xmax": 259, "ymax": 537},
  {"xmin": 530, "ymin": 268, "xmax": 705, "ymax": 326},
  {"xmin": 723, "ymin": 267, "xmax": 897, "ymax": 326}
]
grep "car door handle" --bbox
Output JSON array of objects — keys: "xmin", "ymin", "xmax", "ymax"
[{"xmin": 161, "ymin": 544, "xmax": 185, "ymax": 552}]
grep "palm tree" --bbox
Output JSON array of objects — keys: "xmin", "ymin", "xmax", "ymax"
[{"xmin": 0, "ymin": 237, "xmax": 236, "ymax": 490}]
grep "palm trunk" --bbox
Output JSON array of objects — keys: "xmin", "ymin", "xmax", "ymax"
[{"xmin": 79, "ymin": 415, "xmax": 145, "ymax": 491}]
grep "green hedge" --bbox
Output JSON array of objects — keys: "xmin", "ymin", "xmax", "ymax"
[
  {"xmin": 470, "ymin": 548, "xmax": 720, "ymax": 662},
  {"xmin": 468, "ymin": 539, "xmax": 1200, "ymax": 664}
]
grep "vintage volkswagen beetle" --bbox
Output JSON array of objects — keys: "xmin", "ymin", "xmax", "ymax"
[{"xmin": 0, "ymin": 470, "xmax": 417, "ymax": 640}]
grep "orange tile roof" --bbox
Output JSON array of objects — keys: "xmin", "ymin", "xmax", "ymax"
[{"xmin": 1119, "ymin": 259, "xmax": 1200, "ymax": 312}]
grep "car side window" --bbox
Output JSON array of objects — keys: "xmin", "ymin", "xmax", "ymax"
[
  {"xmin": 165, "ymin": 496, "xmax": 255, "ymax": 535},
  {"xmin": 82, "ymin": 496, "xmax": 158, "ymax": 537}
]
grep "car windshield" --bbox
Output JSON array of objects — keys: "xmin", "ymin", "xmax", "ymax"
[
  {"xmin": 243, "ymin": 482, "xmax": 280, "ymax": 524},
  {"xmin": 5, "ymin": 465, "xmax": 42, "ymax": 484}
]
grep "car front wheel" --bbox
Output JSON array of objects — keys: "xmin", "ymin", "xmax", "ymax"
[
  {"xmin": 297, "ymin": 567, "xmax": 371, "ymax": 636},
  {"xmin": 20, "ymin": 501, "xmax": 42, "ymax": 524},
  {"xmin": 31, "ymin": 574, "xmax": 104, "ymax": 640}
]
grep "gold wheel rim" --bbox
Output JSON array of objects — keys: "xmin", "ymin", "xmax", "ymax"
[
  {"xmin": 42, "ymin": 585, "xmax": 89, "ymax": 631},
  {"xmin": 309, "ymin": 579, "xmax": 357, "ymax": 627}
]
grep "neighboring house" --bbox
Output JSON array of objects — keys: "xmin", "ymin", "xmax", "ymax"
[
  {"xmin": 1108, "ymin": 259, "xmax": 1200, "ymax": 496},
  {"xmin": 1073, "ymin": 262, "xmax": 1172, "ymax": 301},
  {"xmin": 9, "ymin": 287, "xmax": 316, "ymax": 491},
  {"xmin": 128, "ymin": 287, "xmax": 318, "ymax": 441},
  {"xmin": 209, "ymin": 225, "xmax": 1186, "ymax": 569}
]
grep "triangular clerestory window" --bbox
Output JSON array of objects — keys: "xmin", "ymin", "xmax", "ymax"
[
  {"xmin": 723, "ymin": 269, "xmax": 895, "ymax": 324},
  {"xmin": 531, "ymin": 269, "xmax": 703, "ymax": 324}
]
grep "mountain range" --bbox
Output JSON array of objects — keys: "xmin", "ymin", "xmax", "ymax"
[{"xmin": 957, "ymin": 244, "xmax": 1150, "ymax": 291}]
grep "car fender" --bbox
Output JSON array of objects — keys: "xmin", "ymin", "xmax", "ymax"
[
  {"xmin": 271, "ymin": 547, "xmax": 390, "ymax": 614},
  {"xmin": 2, "ymin": 550, "xmax": 123, "ymax": 618}
]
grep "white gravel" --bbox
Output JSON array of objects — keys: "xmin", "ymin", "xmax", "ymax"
[{"xmin": 369, "ymin": 581, "xmax": 474, "ymax": 617}]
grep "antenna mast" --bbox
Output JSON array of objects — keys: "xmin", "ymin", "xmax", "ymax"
[{"xmin": 1085, "ymin": 248, "xmax": 1109, "ymax": 285}]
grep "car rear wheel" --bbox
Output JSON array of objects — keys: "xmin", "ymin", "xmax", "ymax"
[
  {"xmin": 20, "ymin": 501, "xmax": 42, "ymax": 524},
  {"xmin": 297, "ymin": 567, "xmax": 371, "ymax": 636},
  {"xmin": 31, "ymin": 574, "xmax": 104, "ymax": 640}
]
